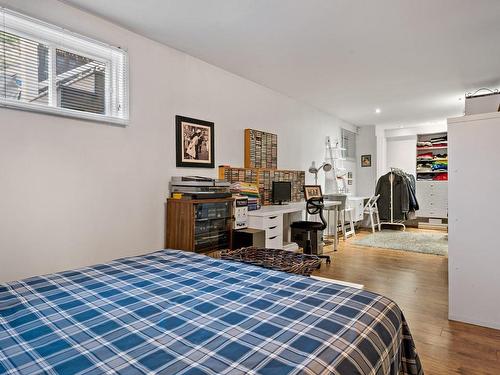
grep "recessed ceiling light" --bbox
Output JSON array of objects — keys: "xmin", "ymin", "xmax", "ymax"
[{"xmin": 375, "ymin": 108, "xmax": 381, "ymax": 114}]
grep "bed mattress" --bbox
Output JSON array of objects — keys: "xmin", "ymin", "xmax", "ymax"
[{"xmin": 0, "ymin": 250, "xmax": 422, "ymax": 374}]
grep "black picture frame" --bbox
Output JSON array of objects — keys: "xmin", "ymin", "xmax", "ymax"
[
  {"xmin": 303, "ymin": 185, "xmax": 323, "ymax": 201},
  {"xmin": 361, "ymin": 154, "xmax": 372, "ymax": 168},
  {"xmin": 176, "ymin": 115, "xmax": 215, "ymax": 168}
]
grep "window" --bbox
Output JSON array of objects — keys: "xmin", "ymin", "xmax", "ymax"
[
  {"xmin": 0, "ymin": 8, "xmax": 128, "ymax": 125},
  {"xmin": 341, "ymin": 128, "xmax": 356, "ymax": 160}
]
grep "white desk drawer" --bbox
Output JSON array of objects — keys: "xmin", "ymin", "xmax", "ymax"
[
  {"xmin": 427, "ymin": 210, "xmax": 447, "ymax": 218},
  {"xmin": 263, "ymin": 215, "xmax": 281, "ymax": 228},
  {"xmin": 267, "ymin": 224, "xmax": 281, "ymax": 238},
  {"xmin": 248, "ymin": 214, "xmax": 283, "ymax": 231},
  {"xmin": 266, "ymin": 234, "xmax": 283, "ymax": 249}
]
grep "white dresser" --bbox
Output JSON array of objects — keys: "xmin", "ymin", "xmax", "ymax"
[
  {"xmin": 416, "ymin": 181, "xmax": 448, "ymax": 218},
  {"xmin": 347, "ymin": 197, "xmax": 366, "ymax": 222},
  {"xmin": 247, "ymin": 213, "xmax": 284, "ymax": 249}
]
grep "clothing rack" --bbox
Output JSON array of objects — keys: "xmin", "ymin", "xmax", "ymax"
[{"xmin": 380, "ymin": 167, "xmax": 406, "ymax": 231}]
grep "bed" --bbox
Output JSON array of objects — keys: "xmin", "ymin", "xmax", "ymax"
[{"xmin": 0, "ymin": 250, "xmax": 423, "ymax": 375}]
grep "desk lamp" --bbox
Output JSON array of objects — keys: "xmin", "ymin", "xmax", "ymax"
[{"xmin": 308, "ymin": 161, "xmax": 332, "ymax": 185}]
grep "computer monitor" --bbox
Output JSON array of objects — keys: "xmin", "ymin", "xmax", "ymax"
[{"xmin": 272, "ymin": 181, "xmax": 292, "ymax": 205}]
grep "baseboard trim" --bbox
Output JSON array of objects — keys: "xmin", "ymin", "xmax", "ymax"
[
  {"xmin": 311, "ymin": 275, "xmax": 364, "ymax": 289},
  {"xmin": 418, "ymin": 222, "xmax": 448, "ymax": 230},
  {"xmin": 448, "ymin": 314, "xmax": 500, "ymax": 330}
]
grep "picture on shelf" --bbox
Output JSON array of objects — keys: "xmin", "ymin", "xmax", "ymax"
[
  {"xmin": 176, "ymin": 115, "xmax": 215, "ymax": 168},
  {"xmin": 361, "ymin": 154, "xmax": 372, "ymax": 167}
]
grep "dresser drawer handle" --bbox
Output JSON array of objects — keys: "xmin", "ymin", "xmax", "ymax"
[
  {"xmin": 268, "ymin": 216, "xmax": 278, "ymax": 219},
  {"xmin": 269, "ymin": 226, "xmax": 277, "ymax": 230},
  {"xmin": 268, "ymin": 236, "xmax": 277, "ymax": 240}
]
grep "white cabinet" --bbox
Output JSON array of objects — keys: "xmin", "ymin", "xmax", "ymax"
[
  {"xmin": 416, "ymin": 181, "xmax": 448, "ymax": 218},
  {"xmin": 448, "ymin": 111, "xmax": 500, "ymax": 329},
  {"xmin": 347, "ymin": 197, "xmax": 365, "ymax": 222},
  {"xmin": 248, "ymin": 214, "xmax": 283, "ymax": 249}
]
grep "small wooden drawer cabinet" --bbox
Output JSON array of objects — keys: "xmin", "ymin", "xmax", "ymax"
[{"xmin": 166, "ymin": 198, "xmax": 234, "ymax": 253}]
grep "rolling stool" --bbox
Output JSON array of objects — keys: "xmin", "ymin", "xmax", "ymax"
[{"xmin": 291, "ymin": 197, "xmax": 331, "ymax": 264}]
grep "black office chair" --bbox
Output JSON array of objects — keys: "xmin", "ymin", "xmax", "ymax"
[{"xmin": 290, "ymin": 197, "xmax": 331, "ymax": 264}]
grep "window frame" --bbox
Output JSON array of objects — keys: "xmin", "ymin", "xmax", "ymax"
[
  {"xmin": 341, "ymin": 128, "xmax": 357, "ymax": 161},
  {"xmin": 0, "ymin": 7, "xmax": 128, "ymax": 126}
]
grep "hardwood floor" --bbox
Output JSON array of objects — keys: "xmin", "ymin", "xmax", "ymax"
[{"xmin": 314, "ymin": 229, "xmax": 500, "ymax": 375}]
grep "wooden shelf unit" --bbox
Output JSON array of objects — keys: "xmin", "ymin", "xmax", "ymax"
[
  {"xmin": 218, "ymin": 166, "xmax": 305, "ymax": 206},
  {"xmin": 166, "ymin": 198, "xmax": 234, "ymax": 253},
  {"xmin": 244, "ymin": 129, "xmax": 278, "ymax": 169}
]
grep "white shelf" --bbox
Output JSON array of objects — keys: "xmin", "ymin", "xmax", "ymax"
[
  {"xmin": 416, "ymin": 146, "xmax": 448, "ymax": 151},
  {"xmin": 416, "ymin": 171, "xmax": 448, "ymax": 174},
  {"xmin": 416, "ymin": 132, "xmax": 449, "ymax": 215},
  {"xmin": 417, "ymin": 159, "xmax": 448, "ymax": 162},
  {"xmin": 448, "ymin": 110, "xmax": 500, "ymax": 124},
  {"xmin": 417, "ymin": 181, "xmax": 448, "ymax": 184}
]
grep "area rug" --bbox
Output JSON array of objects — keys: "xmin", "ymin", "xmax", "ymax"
[{"xmin": 352, "ymin": 230, "xmax": 448, "ymax": 256}]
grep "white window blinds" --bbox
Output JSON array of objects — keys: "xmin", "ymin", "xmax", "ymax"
[
  {"xmin": 341, "ymin": 128, "xmax": 356, "ymax": 160},
  {"xmin": 0, "ymin": 8, "xmax": 128, "ymax": 125}
]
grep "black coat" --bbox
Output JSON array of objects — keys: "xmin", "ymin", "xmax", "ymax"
[
  {"xmin": 375, "ymin": 172, "xmax": 410, "ymax": 221},
  {"xmin": 405, "ymin": 174, "xmax": 419, "ymax": 212}
]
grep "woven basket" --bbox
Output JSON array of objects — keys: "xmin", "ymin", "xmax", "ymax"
[{"xmin": 221, "ymin": 247, "xmax": 321, "ymax": 276}]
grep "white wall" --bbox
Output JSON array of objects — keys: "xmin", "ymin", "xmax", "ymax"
[
  {"xmin": 448, "ymin": 112, "xmax": 500, "ymax": 330},
  {"xmin": 386, "ymin": 136, "xmax": 417, "ymax": 178},
  {"xmin": 0, "ymin": 0, "xmax": 355, "ymax": 282},
  {"xmin": 356, "ymin": 125, "xmax": 377, "ymax": 197}
]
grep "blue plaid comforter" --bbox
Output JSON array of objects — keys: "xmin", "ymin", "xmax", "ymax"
[{"xmin": 0, "ymin": 250, "xmax": 423, "ymax": 375}]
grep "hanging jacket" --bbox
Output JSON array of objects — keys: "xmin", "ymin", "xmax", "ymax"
[
  {"xmin": 375, "ymin": 172, "xmax": 410, "ymax": 221},
  {"xmin": 404, "ymin": 173, "xmax": 419, "ymax": 212}
]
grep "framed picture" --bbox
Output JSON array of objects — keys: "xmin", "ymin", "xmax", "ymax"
[
  {"xmin": 176, "ymin": 115, "xmax": 215, "ymax": 168},
  {"xmin": 361, "ymin": 154, "xmax": 372, "ymax": 168},
  {"xmin": 303, "ymin": 185, "xmax": 323, "ymax": 200}
]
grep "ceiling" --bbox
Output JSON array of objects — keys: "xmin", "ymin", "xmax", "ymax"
[{"xmin": 64, "ymin": 0, "xmax": 500, "ymax": 126}]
